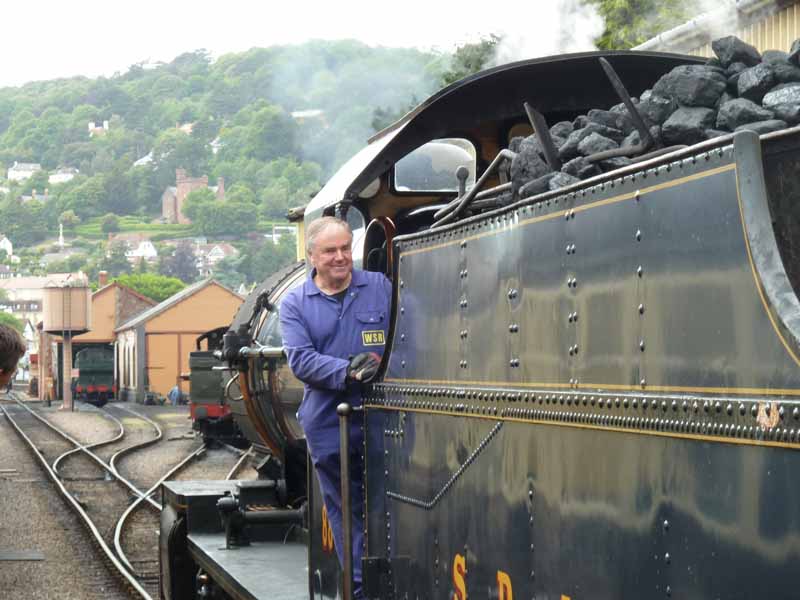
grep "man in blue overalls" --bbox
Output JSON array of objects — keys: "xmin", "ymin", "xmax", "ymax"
[{"xmin": 280, "ymin": 216, "xmax": 391, "ymax": 599}]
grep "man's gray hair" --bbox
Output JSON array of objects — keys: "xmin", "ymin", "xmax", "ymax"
[{"xmin": 306, "ymin": 216, "xmax": 352, "ymax": 254}]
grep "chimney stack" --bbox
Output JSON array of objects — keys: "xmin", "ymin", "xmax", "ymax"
[
  {"xmin": 99, "ymin": 271, "xmax": 109, "ymax": 287},
  {"xmin": 217, "ymin": 177, "xmax": 225, "ymax": 200}
]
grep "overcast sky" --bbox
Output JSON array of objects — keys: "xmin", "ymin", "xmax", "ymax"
[{"xmin": 1, "ymin": 0, "xmax": 606, "ymax": 87}]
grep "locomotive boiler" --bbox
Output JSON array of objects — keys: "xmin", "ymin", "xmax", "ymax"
[{"xmin": 160, "ymin": 46, "xmax": 800, "ymax": 599}]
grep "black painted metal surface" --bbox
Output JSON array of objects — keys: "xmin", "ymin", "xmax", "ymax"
[{"xmin": 363, "ymin": 130, "xmax": 800, "ymax": 598}]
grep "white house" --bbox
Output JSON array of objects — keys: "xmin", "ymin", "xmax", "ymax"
[
  {"xmin": 88, "ymin": 121, "xmax": 109, "ymax": 137},
  {"xmin": 126, "ymin": 240, "xmax": 158, "ymax": 264},
  {"xmin": 194, "ymin": 243, "xmax": 239, "ymax": 277},
  {"xmin": 48, "ymin": 167, "xmax": 78, "ymax": 185},
  {"xmin": 7, "ymin": 162, "xmax": 42, "ymax": 182}
]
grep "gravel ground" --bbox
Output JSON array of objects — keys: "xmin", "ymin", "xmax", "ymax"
[
  {"xmin": 0, "ymin": 399, "xmax": 129, "ymax": 599},
  {"xmin": 2, "ymin": 393, "xmax": 258, "ymax": 598},
  {"xmin": 113, "ymin": 403, "xmax": 201, "ymax": 494}
]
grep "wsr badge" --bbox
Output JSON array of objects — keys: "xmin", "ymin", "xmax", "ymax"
[{"xmin": 362, "ymin": 330, "xmax": 385, "ymax": 346}]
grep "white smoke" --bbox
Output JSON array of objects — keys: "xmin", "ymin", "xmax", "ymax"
[{"xmin": 490, "ymin": 0, "xmax": 605, "ymax": 66}]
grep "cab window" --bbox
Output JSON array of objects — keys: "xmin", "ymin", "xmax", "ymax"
[{"xmin": 394, "ymin": 138, "xmax": 476, "ymax": 193}]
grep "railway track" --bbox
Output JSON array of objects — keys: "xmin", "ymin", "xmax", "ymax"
[{"xmin": 0, "ymin": 397, "xmax": 211, "ymax": 599}]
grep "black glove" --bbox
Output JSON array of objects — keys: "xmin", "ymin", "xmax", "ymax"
[{"xmin": 347, "ymin": 352, "xmax": 381, "ymax": 382}]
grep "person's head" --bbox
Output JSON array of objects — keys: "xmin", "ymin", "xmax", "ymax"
[
  {"xmin": 0, "ymin": 324, "xmax": 25, "ymax": 388},
  {"xmin": 306, "ymin": 216, "xmax": 353, "ymax": 289}
]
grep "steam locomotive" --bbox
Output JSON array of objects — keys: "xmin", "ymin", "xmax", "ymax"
[
  {"xmin": 160, "ymin": 48, "xmax": 800, "ymax": 599},
  {"xmin": 187, "ymin": 326, "xmax": 246, "ymax": 446},
  {"xmin": 73, "ymin": 345, "xmax": 114, "ymax": 406}
]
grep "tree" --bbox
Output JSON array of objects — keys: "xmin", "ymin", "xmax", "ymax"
[
  {"xmin": 438, "ymin": 35, "xmax": 500, "ymax": 87},
  {"xmin": 101, "ymin": 241, "xmax": 132, "ymax": 277},
  {"xmin": 152, "ymin": 128, "xmax": 211, "ymax": 191},
  {"xmin": 62, "ymin": 175, "xmax": 106, "ymax": 219},
  {"xmin": 212, "ymin": 255, "xmax": 246, "ymax": 290},
  {"xmin": 225, "ymin": 182, "xmax": 256, "ymax": 205},
  {"xmin": 0, "ymin": 312, "xmax": 24, "ymax": 333},
  {"xmin": 114, "ymin": 272, "xmax": 186, "ymax": 303},
  {"xmin": 159, "ymin": 241, "xmax": 198, "ymax": 283},
  {"xmin": 59, "ymin": 210, "xmax": 81, "ymax": 229},
  {"xmin": 101, "ymin": 213, "xmax": 120, "ymax": 233},
  {"xmin": 182, "ymin": 187, "xmax": 216, "ymax": 222},
  {"xmin": 241, "ymin": 234, "xmax": 297, "ymax": 284},
  {"xmin": 587, "ymin": 0, "xmax": 693, "ymax": 50}
]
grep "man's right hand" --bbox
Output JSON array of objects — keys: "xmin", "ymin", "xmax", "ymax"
[{"xmin": 347, "ymin": 352, "xmax": 381, "ymax": 382}]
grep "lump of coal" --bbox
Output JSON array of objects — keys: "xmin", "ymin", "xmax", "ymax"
[
  {"xmin": 737, "ymin": 63, "xmax": 776, "ymax": 102},
  {"xmin": 548, "ymin": 172, "xmax": 581, "ymax": 191},
  {"xmin": 550, "ymin": 121, "xmax": 574, "ymax": 139},
  {"xmin": 577, "ymin": 132, "xmax": 618, "ymax": 156},
  {"xmin": 712, "ymin": 36, "xmax": 761, "ymax": 68},
  {"xmin": 790, "ymin": 39, "xmax": 800, "ymax": 65},
  {"xmin": 725, "ymin": 62, "xmax": 748, "ymax": 77},
  {"xmin": 652, "ymin": 65, "xmax": 727, "ymax": 108},
  {"xmin": 638, "ymin": 94, "xmax": 676, "ymax": 126},
  {"xmin": 771, "ymin": 103, "xmax": 800, "ymax": 125},
  {"xmin": 762, "ymin": 83, "xmax": 800, "ymax": 107},
  {"xmin": 561, "ymin": 156, "xmax": 599, "ymax": 179},
  {"xmin": 716, "ymin": 91, "xmax": 735, "ymax": 108},
  {"xmin": 573, "ymin": 115, "xmax": 589, "ymax": 129},
  {"xmin": 558, "ymin": 123, "xmax": 624, "ymax": 160},
  {"xmin": 587, "ymin": 109, "xmax": 634, "ymax": 135},
  {"xmin": 662, "ymin": 107, "xmax": 717, "ymax": 145},
  {"xmin": 510, "ymin": 137, "xmax": 550, "ymax": 195},
  {"xmin": 519, "ymin": 172, "xmax": 558, "ymax": 198},
  {"xmin": 621, "ymin": 125, "xmax": 662, "ymax": 149},
  {"xmin": 716, "ymin": 98, "xmax": 774, "ymax": 130},
  {"xmin": 772, "ymin": 61, "xmax": 800, "ymax": 84},
  {"xmin": 734, "ymin": 119, "xmax": 788, "ymax": 134},
  {"xmin": 762, "ymin": 50, "xmax": 791, "ymax": 64}
]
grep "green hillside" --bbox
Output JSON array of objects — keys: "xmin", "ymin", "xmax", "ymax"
[{"xmin": 0, "ymin": 37, "xmax": 498, "ymax": 285}]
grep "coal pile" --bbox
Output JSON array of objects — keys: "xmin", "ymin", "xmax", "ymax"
[{"xmin": 511, "ymin": 35, "xmax": 800, "ymax": 198}]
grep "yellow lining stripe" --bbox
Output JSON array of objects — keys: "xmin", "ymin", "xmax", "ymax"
[
  {"xmin": 400, "ymin": 164, "xmax": 735, "ymax": 258},
  {"xmin": 368, "ymin": 404, "xmax": 800, "ymax": 450},
  {"xmin": 734, "ymin": 166, "xmax": 800, "ymax": 368},
  {"xmin": 383, "ymin": 376, "xmax": 800, "ymax": 396}
]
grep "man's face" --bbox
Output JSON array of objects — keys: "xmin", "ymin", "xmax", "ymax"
[{"xmin": 309, "ymin": 225, "xmax": 353, "ymax": 286}]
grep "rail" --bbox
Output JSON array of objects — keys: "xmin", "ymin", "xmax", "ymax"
[{"xmin": 1, "ymin": 402, "xmax": 154, "ymax": 600}]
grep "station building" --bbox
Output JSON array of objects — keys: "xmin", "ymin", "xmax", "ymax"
[{"xmin": 115, "ymin": 279, "xmax": 242, "ymax": 402}]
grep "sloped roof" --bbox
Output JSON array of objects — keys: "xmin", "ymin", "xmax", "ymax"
[
  {"xmin": 114, "ymin": 278, "xmax": 241, "ymax": 332},
  {"xmin": 94, "ymin": 281, "xmax": 157, "ymax": 307}
]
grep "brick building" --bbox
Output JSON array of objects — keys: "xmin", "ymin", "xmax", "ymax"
[{"xmin": 161, "ymin": 168, "xmax": 225, "ymax": 224}]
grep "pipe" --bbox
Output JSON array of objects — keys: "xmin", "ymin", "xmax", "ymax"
[
  {"xmin": 337, "ymin": 402, "xmax": 354, "ymax": 600},
  {"xmin": 432, "ymin": 149, "xmax": 518, "ymax": 228}
]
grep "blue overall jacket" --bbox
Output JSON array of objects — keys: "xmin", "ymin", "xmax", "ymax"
[{"xmin": 280, "ymin": 268, "xmax": 392, "ymax": 453}]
